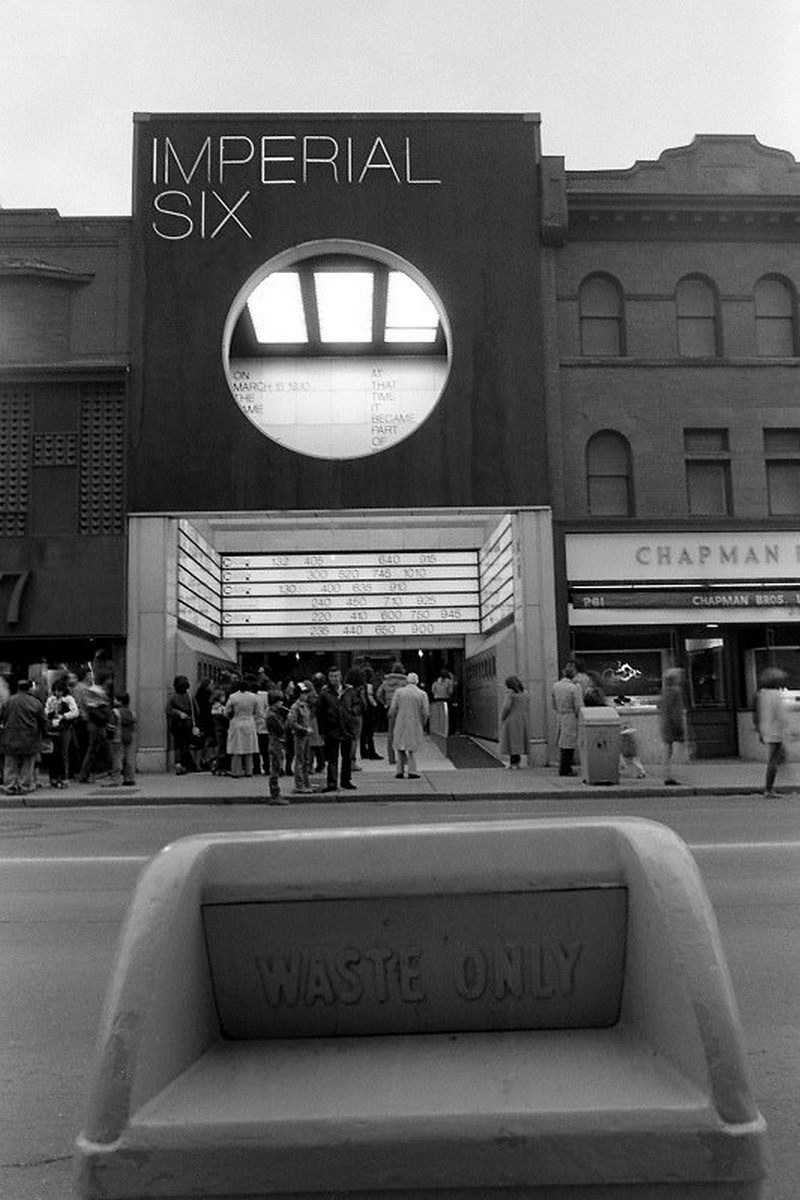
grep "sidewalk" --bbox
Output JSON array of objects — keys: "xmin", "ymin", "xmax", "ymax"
[{"xmin": 3, "ymin": 734, "xmax": 798, "ymax": 807}]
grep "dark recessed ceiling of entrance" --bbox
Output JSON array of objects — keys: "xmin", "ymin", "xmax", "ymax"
[{"xmin": 229, "ymin": 255, "xmax": 447, "ymax": 359}]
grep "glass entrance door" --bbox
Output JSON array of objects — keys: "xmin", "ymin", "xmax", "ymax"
[{"xmin": 684, "ymin": 635, "xmax": 737, "ymax": 757}]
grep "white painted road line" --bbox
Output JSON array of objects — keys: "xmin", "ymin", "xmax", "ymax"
[
  {"xmin": 0, "ymin": 855, "xmax": 150, "ymax": 865},
  {"xmin": 2, "ymin": 843, "xmax": 800, "ymax": 865}
]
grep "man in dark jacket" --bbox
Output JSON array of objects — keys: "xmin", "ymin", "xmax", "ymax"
[
  {"xmin": 316, "ymin": 666, "xmax": 357, "ymax": 793},
  {"xmin": 1, "ymin": 679, "xmax": 46, "ymax": 795}
]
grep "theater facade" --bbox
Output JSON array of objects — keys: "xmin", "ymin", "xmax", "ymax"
[{"xmin": 2, "ymin": 114, "xmax": 800, "ymax": 764}]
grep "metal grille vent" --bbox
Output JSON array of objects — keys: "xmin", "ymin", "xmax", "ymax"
[
  {"xmin": 79, "ymin": 383, "xmax": 125, "ymax": 536},
  {"xmin": 0, "ymin": 389, "xmax": 32, "ymax": 536}
]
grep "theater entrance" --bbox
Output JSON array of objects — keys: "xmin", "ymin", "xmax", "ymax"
[
  {"xmin": 126, "ymin": 508, "xmax": 558, "ymax": 771},
  {"xmin": 240, "ymin": 646, "xmax": 463, "ymax": 730}
]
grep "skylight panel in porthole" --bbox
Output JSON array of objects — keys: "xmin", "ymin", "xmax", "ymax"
[
  {"xmin": 248, "ymin": 272, "xmax": 307, "ymax": 343},
  {"xmin": 315, "ymin": 271, "xmax": 374, "ymax": 342},
  {"xmin": 385, "ymin": 271, "xmax": 439, "ymax": 342}
]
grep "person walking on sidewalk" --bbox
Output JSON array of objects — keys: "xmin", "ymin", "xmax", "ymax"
[
  {"xmin": 390, "ymin": 672, "xmax": 430, "ymax": 779},
  {"xmin": 266, "ymin": 689, "xmax": 290, "ymax": 805},
  {"xmin": 377, "ymin": 661, "xmax": 408, "ymax": 765},
  {"xmin": 224, "ymin": 677, "xmax": 259, "ymax": 778},
  {"xmin": 288, "ymin": 682, "xmax": 314, "ymax": 795},
  {"xmin": 552, "ymin": 663, "xmax": 582, "ymax": 777},
  {"xmin": 345, "ymin": 667, "xmax": 366, "ymax": 773},
  {"xmin": 658, "ymin": 668, "xmax": 690, "ymax": 786},
  {"xmin": 166, "ymin": 676, "xmax": 198, "ymax": 776},
  {"xmin": 500, "ymin": 675, "xmax": 529, "ymax": 769},
  {"xmin": 359, "ymin": 663, "xmax": 381, "ymax": 760},
  {"xmin": 43, "ymin": 676, "xmax": 79, "ymax": 789},
  {"xmin": 77, "ymin": 683, "xmax": 113, "ymax": 783},
  {"xmin": 756, "ymin": 667, "xmax": 790, "ymax": 799},
  {"xmin": 1, "ymin": 679, "xmax": 47, "ymax": 795},
  {"xmin": 317, "ymin": 666, "xmax": 357, "ymax": 792}
]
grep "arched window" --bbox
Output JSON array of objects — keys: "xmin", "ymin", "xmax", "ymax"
[
  {"xmin": 755, "ymin": 276, "xmax": 797, "ymax": 357},
  {"xmin": 586, "ymin": 431, "xmax": 633, "ymax": 516},
  {"xmin": 675, "ymin": 276, "xmax": 720, "ymax": 357},
  {"xmin": 579, "ymin": 275, "xmax": 624, "ymax": 356}
]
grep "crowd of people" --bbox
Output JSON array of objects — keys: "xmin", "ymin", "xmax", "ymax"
[
  {"xmin": 0, "ymin": 663, "xmax": 136, "ymax": 796},
  {"xmin": 550, "ymin": 655, "xmax": 797, "ymax": 797},
  {"xmin": 165, "ymin": 660, "xmax": 454, "ymax": 804},
  {"xmin": 6, "ymin": 653, "xmax": 790, "ymax": 800}
]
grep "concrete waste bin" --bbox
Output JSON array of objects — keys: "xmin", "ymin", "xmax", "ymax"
[
  {"xmin": 579, "ymin": 704, "xmax": 621, "ymax": 784},
  {"xmin": 75, "ymin": 818, "xmax": 769, "ymax": 1199}
]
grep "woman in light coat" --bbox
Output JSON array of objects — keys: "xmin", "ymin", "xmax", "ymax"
[
  {"xmin": 500, "ymin": 675, "xmax": 529, "ymax": 768},
  {"xmin": 551, "ymin": 663, "xmax": 582, "ymax": 776},
  {"xmin": 756, "ymin": 667, "xmax": 790, "ymax": 798},
  {"xmin": 389, "ymin": 672, "xmax": 430, "ymax": 779},
  {"xmin": 224, "ymin": 677, "xmax": 259, "ymax": 777}
]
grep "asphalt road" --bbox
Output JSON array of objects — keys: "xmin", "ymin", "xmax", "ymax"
[{"xmin": 1, "ymin": 794, "xmax": 798, "ymax": 1199}]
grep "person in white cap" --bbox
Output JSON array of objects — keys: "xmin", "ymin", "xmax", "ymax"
[{"xmin": 389, "ymin": 672, "xmax": 430, "ymax": 779}]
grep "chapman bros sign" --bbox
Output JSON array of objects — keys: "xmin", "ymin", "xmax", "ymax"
[
  {"xmin": 566, "ymin": 532, "xmax": 800, "ymax": 613},
  {"xmin": 146, "ymin": 131, "xmax": 442, "ymax": 241}
]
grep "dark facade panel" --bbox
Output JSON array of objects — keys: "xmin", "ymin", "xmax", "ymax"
[{"xmin": 130, "ymin": 113, "xmax": 547, "ymax": 513}]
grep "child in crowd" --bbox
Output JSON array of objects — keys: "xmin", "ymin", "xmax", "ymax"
[
  {"xmin": 118, "ymin": 693, "xmax": 137, "ymax": 786},
  {"xmin": 266, "ymin": 689, "xmax": 289, "ymax": 805},
  {"xmin": 288, "ymin": 681, "xmax": 314, "ymax": 795},
  {"xmin": 44, "ymin": 677, "xmax": 79, "ymax": 789},
  {"xmin": 619, "ymin": 724, "xmax": 646, "ymax": 779}
]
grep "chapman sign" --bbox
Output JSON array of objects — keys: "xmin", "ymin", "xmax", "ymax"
[{"xmin": 567, "ymin": 531, "xmax": 800, "ymax": 582}]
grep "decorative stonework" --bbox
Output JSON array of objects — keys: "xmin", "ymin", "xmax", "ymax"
[
  {"xmin": 33, "ymin": 431, "xmax": 78, "ymax": 467},
  {"xmin": 0, "ymin": 389, "xmax": 31, "ymax": 536},
  {"xmin": 79, "ymin": 383, "xmax": 125, "ymax": 535}
]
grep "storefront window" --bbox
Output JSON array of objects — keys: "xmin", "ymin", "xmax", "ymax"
[
  {"xmin": 222, "ymin": 240, "xmax": 450, "ymax": 460},
  {"xmin": 753, "ymin": 647, "xmax": 800, "ymax": 694},
  {"xmin": 577, "ymin": 650, "xmax": 664, "ymax": 704}
]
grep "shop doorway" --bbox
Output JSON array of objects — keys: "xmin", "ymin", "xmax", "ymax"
[{"xmin": 684, "ymin": 635, "xmax": 738, "ymax": 757}]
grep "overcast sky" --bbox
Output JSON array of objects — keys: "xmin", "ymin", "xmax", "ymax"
[{"xmin": 2, "ymin": 0, "xmax": 799, "ymax": 215}]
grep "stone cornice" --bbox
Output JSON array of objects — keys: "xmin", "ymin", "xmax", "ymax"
[
  {"xmin": 0, "ymin": 359, "xmax": 129, "ymax": 379},
  {"xmin": 0, "ymin": 256, "xmax": 94, "ymax": 283},
  {"xmin": 566, "ymin": 193, "xmax": 800, "ymax": 240}
]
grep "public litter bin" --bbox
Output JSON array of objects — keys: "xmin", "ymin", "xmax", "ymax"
[
  {"xmin": 74, "ymin": 819, "xmax": 769, "ymax": 1200},
  {"xmin": 579, "ymin": 705, "xmax": 620, "ymax": 784}
]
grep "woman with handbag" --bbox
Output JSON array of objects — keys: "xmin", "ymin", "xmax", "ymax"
[{"xmin": 165, "ymin": 675, "xmax": 198, "ymax": 775}]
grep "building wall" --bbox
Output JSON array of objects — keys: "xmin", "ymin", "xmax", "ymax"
[
  {"xmin": 551, "ymin": 137, "xmax": 800, "ymax": 530},
  {"xmin": 549, "ymin": 137, "xmax": 800, "ymax": 754},
  {"xmin": 0, "ymin": 210, "xmax": 131, "ymax": 664},
  {"xmin": 129, "ymin": 113, "xmax": 549, "ymax": 514}
]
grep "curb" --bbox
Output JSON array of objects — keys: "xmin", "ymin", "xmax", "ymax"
[{"xmin": 2, "ymin": 784, "xmax": 788, "ymax": 809}]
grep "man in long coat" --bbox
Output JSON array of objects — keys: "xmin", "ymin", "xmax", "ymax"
[
  {"xmin": 551, "ymin": 662, "xmax": 583, "ymax": 777},
  {"xmin": 1, "ymin": 679, "xmax": 46, "ymax": 795},
  {"xmin": 389, "ymin": 672, "xmax": 430, "ymax": 779}
]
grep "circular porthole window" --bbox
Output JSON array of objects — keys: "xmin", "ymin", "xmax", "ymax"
[{"xmin": 222, "ymin": 240, "xmax": 451, "ymax": 459}]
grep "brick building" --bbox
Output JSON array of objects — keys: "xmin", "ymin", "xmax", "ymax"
[
  {"xmin": 547, "ymin": 135, "xmax": 800, "ymax": 758},
  {"xmin": 2, "ymin": 119, "xmax": 799, "ymax": 763}
]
